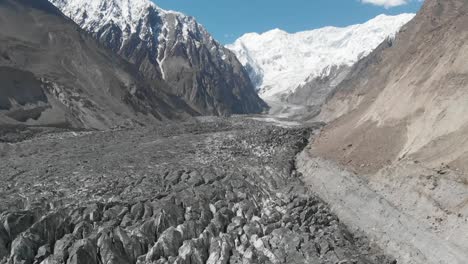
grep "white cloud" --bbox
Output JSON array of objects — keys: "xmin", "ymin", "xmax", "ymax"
[{"xmin": 361, "ymin": 0, "xmax": 409, "ymax": 8}]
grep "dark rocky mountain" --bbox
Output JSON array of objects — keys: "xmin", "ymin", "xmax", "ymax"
[
  {"xmin": 49, "ymin": 0, "xmax": 267, "ymax": 116},
  {"xmin": 0, "ymin": 0, "xmax": 198, "ymax": 130}
]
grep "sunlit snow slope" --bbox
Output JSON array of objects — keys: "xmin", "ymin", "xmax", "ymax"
[{"xmin": 227, "ymin": 14, "xmax": 414, "ymax": 100}]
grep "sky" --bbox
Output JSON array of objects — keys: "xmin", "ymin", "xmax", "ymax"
[{"xmin": 153, "ymin": 0, "xmax": 423, "ymax": 44}]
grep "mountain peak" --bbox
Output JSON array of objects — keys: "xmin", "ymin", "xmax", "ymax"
[
  {"xmin": 49, "ymin": 0, "xmax": 267, "ymax": 116},
  {"xmin": 50, "ymin": 0, "xmax": 180, "ymax": 39},
  {"xmin": 266, "ymin": 28, "xmax": 288, "ymax": 35},
  {"xmin": 227, "ymin": 13, "xmax": 415, "ymax": 99}
]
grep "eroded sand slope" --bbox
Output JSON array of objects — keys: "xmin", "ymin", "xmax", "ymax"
[
  {"xmin": 316, "ymin": 0, "xmax": 468, "ymax": 174},
  {"xmin": 300, "ymin": 0, "xmax": 468, "ymax": 263}
]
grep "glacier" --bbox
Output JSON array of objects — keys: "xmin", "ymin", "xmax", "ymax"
[{"xmin": 227, "ymin": 14, "xmax": 415, "ymax": 100}]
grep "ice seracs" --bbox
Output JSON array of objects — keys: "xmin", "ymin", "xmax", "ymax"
[{"xmin": 227, "ymin": 14, "xmax": 415, "ymax": 100}]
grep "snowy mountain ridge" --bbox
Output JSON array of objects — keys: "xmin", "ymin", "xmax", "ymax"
[
  {"xmin": 227, "ymin": 14, "xmax": 415, "ymax": 99},
  {"xmin": 51, "ymin": 0, "xmax": 196, "ymax": 43},
  {"xmin": 49, "ymin": 0, "xmax": 266, "ymax": 116},
  {"xmin": 49, "ymin": 0, "xmax": 220, "ymax": 62}
]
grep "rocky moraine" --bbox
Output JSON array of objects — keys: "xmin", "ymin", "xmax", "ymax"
[{"xmin": 0, "ymin": 118, "xmax": 393, "ymax": 264}]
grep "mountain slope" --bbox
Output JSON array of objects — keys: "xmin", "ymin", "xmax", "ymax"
[
  {"xmin": 306, "ymin": 1, "xmax": 468, "ymax": 262},
  {"xmin": 315, "ymin": 0, "xmax": 468, "ymax": 174},
  {"xmin": 49, "ymin": 0, "xmax": 267, "ymax": 116},
  {"xmin": 227, "ymin": 14, "xmax": 414, "ymax": 102},
  {"xmin": 0, "ymin": 0, "xmax": 194, "ymax": 130}
]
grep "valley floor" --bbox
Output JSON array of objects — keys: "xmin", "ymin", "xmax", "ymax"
[{"xmin": 0, "ymin": 117, "xmax": 393, "ymax": 264}]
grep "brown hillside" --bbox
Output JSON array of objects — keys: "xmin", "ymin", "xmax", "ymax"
[{"xmin": 315, "ymin": 0, "xmax": 468, "ymax": 175}]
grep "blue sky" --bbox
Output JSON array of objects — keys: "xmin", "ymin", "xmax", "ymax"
[{"xmin": 154, "ymin": 0, "xmax": 423, "ymax": 44}]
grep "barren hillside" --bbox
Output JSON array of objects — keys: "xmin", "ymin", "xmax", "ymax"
[
  {"xmin": 0, "ymin": 0, "xmax": 196, "ymax": 129},
  {"xmin": 301, "ymin": 1, "xmax": 468, "ymax": 263},
  {"xmin": 316, "ymin": 0, "xmax": 468, "ymax": 175}
]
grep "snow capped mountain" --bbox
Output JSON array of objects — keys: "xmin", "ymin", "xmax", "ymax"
[
  {"xmin": 51, "ymin": 0, "xmax": 208, "ymax": 54},
  {"xmin": 49, "ymin": 0, "xmax": 266, "ymax": 116},
  {"xmin": 227, "ymin": 14, "xmax": 415, "ymax": 99}
]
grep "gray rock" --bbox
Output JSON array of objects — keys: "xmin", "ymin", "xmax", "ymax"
[
  {"xmin": 67, "ymin": 239, "xmax": 97, "ymax": 264},
  {"xmin": 146, "ymin": 227, "xmax": 183, "ymax": 262},
  {"xmin": 97, "ymin": 231, "xmax": 130, "ymax": 264},
  {"xmin": 0, "ymin": 229, "xmax": 8, "ymax": 260},
  {"xmin": 34, "ymin": 244, "xmax": 51, "ymax": 263},
  {"xmin": 9, "ymin": 233, "xmax": 37, "ymax": 264},
  {"xmin": 52, "ymin": 234, "xmax": 75, "ymax": 262},
  {"xmin": 3, "ymin": 212, "xmax": 35, "ymax": 240},
  {"xmin": 177, "ymin": 239, "xmax": 208, "ymax": 264}
]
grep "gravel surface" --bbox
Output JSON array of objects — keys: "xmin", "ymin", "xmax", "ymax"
[{"xmin": 0, "ymin": 118, "xmax": 394, "ymax": 264}]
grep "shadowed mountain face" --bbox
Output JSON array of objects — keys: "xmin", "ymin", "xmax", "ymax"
[
  {"xmin": 0, "ymin": 0, "xmax": 197, "ymax": 129},
  {"xmin": 314, "ymin": 0, "xmax": 468, "ymax": 174},
  {"xmin": 49, "ymin": 0, "xmax": 267, "ymax": 116}
]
